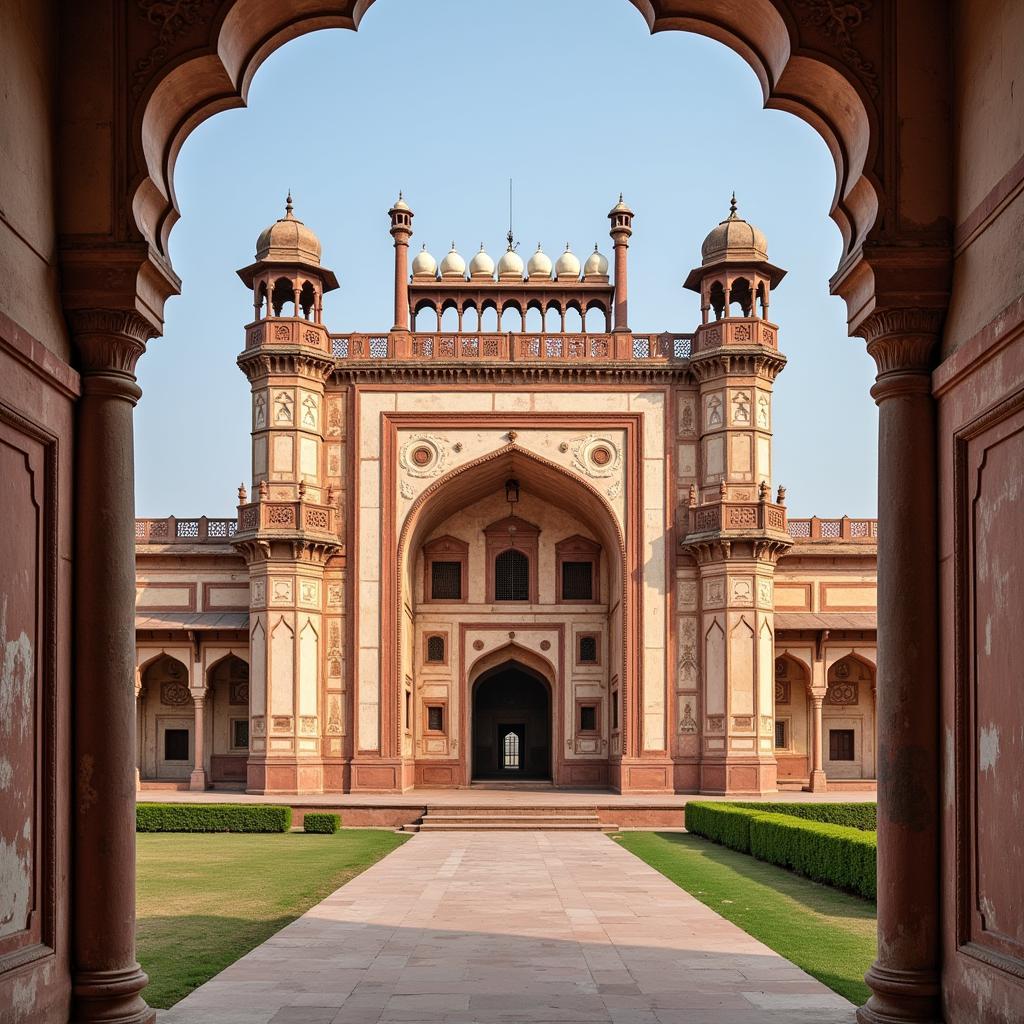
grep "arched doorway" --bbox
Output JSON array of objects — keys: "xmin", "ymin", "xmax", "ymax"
[{"xmin": 472, "ymin": 660, "xmax": 551, "ymax": 781}]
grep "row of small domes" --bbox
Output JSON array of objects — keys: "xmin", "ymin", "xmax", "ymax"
[{"xmin": 412, "ymin": 243, "xmax": 609, "ymax": 282}]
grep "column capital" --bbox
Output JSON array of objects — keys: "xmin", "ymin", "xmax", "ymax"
[
  {"xmin": 69, "ymin": 309, "xmax": 156, "ymax": 401},
  {"xmin": 860, "ymin": 306, "xmax": 944, "ymax": 378}
]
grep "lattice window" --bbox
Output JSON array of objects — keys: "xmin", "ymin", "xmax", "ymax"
[
  {"xmin": 369, "ymin": 336, "xmax": 389, "ymax": 358},
  {"xmin": 427, "ymin": 706, "xmax": 444, "ymax": 732},
  {"xmin": 674, "ymin": 336, "xmax": 692, "ymax": 359},
  {"xmin": 578, "ymin": 634, "xmax": 598, "ymax": 664},
  {"xmin": 774, "ymin": 720, "xmax": 787, "ymax": 749},
  {"xmin": 426, "ymin": 635, "xmax": 445, "ymax": 663},
  {"xmin": 430, "ymin": 560, "xmax": 462, "ymax": 600},
  {"xmin": 331, "ymin": 336, "xmax": 349, "ymax": 358},
  {"xmin": 632, "ymin": 336, "xmax": 650, "ymax": 358},
  {"xmin": 561, "ymin": 561, "xmax": 593, "ymax": 601},
  {"xmin": 494, "ymin": 549, "xmax": 529, "ymax": 601},
  {"xmin": 176, "ymin": 520, "xmax": 199, "ymax": 538},
  {"xmin": 545, "ymin": 337, "xmax": 563, "ymax": 358},
  {"xmin": 503, "ymin": 731, "xmax": 520, "ymax": 769},
  {"xmin": 231, "ymin": 718, "xmax": 249, "ymax": 749}
]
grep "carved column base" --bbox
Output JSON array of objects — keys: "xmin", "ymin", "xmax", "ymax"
[
  {"xmin": 857, "ymin": 964, "xmax": 942, "ymax": 1024},
  {"xmin": 807, "ymin": 769, "xmax": 828, "ymax": 793},
  {"xmin": 71, "ymin": 965, "xmax": 156, "ymax": 1024},
  {"xmin": 188, "ymin": 768, "xmax": 208, "ymax": 792}
]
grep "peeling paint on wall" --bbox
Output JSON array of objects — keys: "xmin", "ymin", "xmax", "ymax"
[{"xmin": 979, "ymin": 724, "xmax": 1000, "ymax": 773}]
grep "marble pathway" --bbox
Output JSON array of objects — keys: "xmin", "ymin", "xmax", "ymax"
[{"xmin": 159, "ymin": 832, "xmax": 856, "ymax": 1024}]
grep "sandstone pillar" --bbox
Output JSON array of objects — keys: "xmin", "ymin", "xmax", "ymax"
[
  {"xmin": 608, "ymin": 196, "xmax": 633, "ymax": 333},
  {"xmin": 389, "ymin": 195, "xmax": 413, "ymax": 333},
  {"xmin": 808, "ymin": 693, "xmax": 827, "ymax": 792},
  {"xmin": 189, "ymin": 689, "xmax": 208, "ymax": 791},
  {"xmin": 857, "ymin": 310, "xmax": 942, "ymax": 1024},
  {"xmin": 71, "ymin": 311, "xmax": 155, "ymax": 1024}
]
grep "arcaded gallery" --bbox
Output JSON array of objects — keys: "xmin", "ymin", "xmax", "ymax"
[
  {"xmin": 2, "ymin": 2, "xmax": 1023, "ymax": 1024},
  {"xmin": 134, "ymin": 194, "xmax": 881, "ymax": 796}
]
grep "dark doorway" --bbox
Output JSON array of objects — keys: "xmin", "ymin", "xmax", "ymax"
[{"xmin": 472, "ymin": 661, "xmax": 551, "ymax": 780}]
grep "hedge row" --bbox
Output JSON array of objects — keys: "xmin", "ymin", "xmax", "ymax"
[
  {"xmin": 303, "ymin": 812, "xmax": 341, "ymax": 834},
  {"xmin": 136, "ymin": 803, "xmax": 292, "ymax": 833},
  {"xmin": 731, "ymin": 801, "xmax": 876, "ymax": 831},
  {"xmin": 684, "ymin": 801, "xmax": 876, "ymax": 900}
]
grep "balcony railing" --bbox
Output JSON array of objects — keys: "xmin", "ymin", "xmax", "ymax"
[
  {"xmin": 685, "ymin": 499, "xmax": 789, "ymax": 536},
  {"xmin": 234, "ymin": 499, "xmax": 338, "ymax": 538},
  {"xmin": 786, "ymin": 516, "xmax": 878, "ymax": 541},
  {"xmin": 329, "ymin": 331, "xmax": 692, "ymax": 362},
  {"xmin": 135, "ymin": 516, "xmax": 238, "ymax": 543}
]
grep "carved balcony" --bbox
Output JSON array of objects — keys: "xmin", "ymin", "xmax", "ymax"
[
  {"xmin": 692, "ymin": 317, "xmax": 778, "ymax": 354},
  {"xmin": 244, "ymin": 317, "xmax": 331, "ymax": 354}
]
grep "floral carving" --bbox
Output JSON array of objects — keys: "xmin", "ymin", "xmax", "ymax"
[
  {"xmin": 160, "ymin": 681, "xmax": 189, "ymax": 706},
  {"xmin": 399, "ymin": 435, "xmax": 449, "ymax": 478},
  {"xmin": 793, "ymin": 0, "xmax": 879, "ymax": 95},
  {"xmin": 680, "ymin": 702, "xmax": 698, "ymax": 733},
  {"xmin": 131, "ymin": 0, "xmax": 217, "ymax": 96}
]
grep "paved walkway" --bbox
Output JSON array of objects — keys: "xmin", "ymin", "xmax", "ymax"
[{"xmin": 159, "ymin": 833, "xmax": 856, "ymax": 1024}]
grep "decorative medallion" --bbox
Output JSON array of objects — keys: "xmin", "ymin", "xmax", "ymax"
[
  {"xmin": 160, "ymin": 681, "xmax": 189, "ymax": 706},
  {"xmin": 539, "ymin": 639, "xmax": 551, "ymax": 651},
  {"xmin": 229, "ymin": 681, "xmax": 249, "ymax": 705},
  {"xmin": 399, "ymin": 435, "xmax": 449, "ymax": 478},
  {"xmin": 826, "ymin": 681, "xmax": 858, "ymax": 705},
  {"xmin": 607, "ymin": 480, "xmax": 622, "ymax": 500},
  {"xmin": 472, "ymin": 639, "xmax": 484, "ymax": 651},
  {"xmin": 835, "ymin": 659, "xmax": 851, "ymax": 679},
  {"xmin": 569, "ymin": 434, "xmax": 622, "ymax": 479},
  {"xmin": 251, "ymin": 715, "xmax": 266, "ymax": 736}
]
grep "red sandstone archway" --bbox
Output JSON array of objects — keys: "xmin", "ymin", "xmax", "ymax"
[{"xmin": 52, "ymin": 5, "xmax": 955, "ymax": 1024}]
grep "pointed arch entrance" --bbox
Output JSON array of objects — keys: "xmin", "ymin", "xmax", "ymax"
[{"xmin": 470, "ymin": 657, "xmax": 553, "ymax": 781}]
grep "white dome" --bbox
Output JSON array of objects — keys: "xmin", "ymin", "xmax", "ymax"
[
  {"xmin": 469, "ymin": 244, "xmax": 495, "ymax": 279},
  {"xmin": 583, "ymin": 245, "xmax": 609, "ymax": 278},
  {"xmin": 439, "ymin": 242, "xmax": 466, "ymax": 279},
  {"xmin": 497, "ymin": 246, "xmax": 524, "ymax": 280},
  {"xmin": 555, "ymin": 244, "xmax": 581, "ymax": 280},
  {"xmin": 527, "ymin": 244, "xmax": 552, "ymax": 279},
  {"xmin": 411, "ymin": 244, "xmax": 437, "ymax": 279}
]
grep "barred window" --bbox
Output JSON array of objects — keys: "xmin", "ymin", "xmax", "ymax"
[
  {"xmin": 494, "ymin": 549, "xmax": 529, "ymax": 601},
  {"xmin": 579, "ymin": 634, "xmax": 598, "ymax": 664},
  {"xmin": 431, "ymin": 560, "xmax": 462, "ymax": 600},
  {"xmin": 427, "ymin": 705, "xmax": 444, "ymax": 732},
  {"xmin": 774, "ymin": 720, "xmax": 787, "ymax": 749},
  {"xmin": 611, "ymin": 690, "xmax": 619, "ymax": 730},
  {"xmin": 426, "ymin": 635, "xmax": 445, "ymax": 663},
  {"xmin": 561, "ymin": 560, "xmax": 593, "ymax": 601}
]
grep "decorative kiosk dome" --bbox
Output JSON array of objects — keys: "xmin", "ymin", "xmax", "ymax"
[
  {"xmin": 555, "ymin": 244, "xmax": 581, "ymax": 280},
  {"xmin": 497, "ymin": 245, "xmax": 524, "ymax": 281},
  {"xmin": 411, "ymin": 244, "xmax": 437, "ymax": 279},
  {"xmin": 583, "ymin": 245, "xmax": 609, "ymax": 279},
  {"xmin": 700, "ymin": 193, "xmax": 769, "ymax": 265},
  {"xmin": 469, "ymin": 244, "xmax": 495, "ymax": 280},
  {"xmin": 439, "ymin": 242, "xmax": 466, "ymax": 279},
  {"xmin": 527, "ymin": 244, "xmax": 552, "ymax": 279},
  {"xmin": 255, "ymin": 192, "xmax": 322, "ymax": 266}
]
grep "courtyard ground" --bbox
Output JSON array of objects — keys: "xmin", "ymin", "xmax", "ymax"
[
  {"xmin": 614, "ymin": 831, "xmax": 875, "ymax": 1004},
  {"xmin": 155, "ymin": 831, "xmax": 857, "ymax": 1023},
  {"xmin": 137, "ymin": 830, "xmax": 408, "ymax": 1008}
]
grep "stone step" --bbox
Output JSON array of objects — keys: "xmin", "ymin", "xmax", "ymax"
[
  {"xmin": 423, "ymin": 804, "xmax": 599, "ymax": 817},
  {"xmin": 423, "ymin": 813, "xmax": 602, "ymax": 824},
  {"xmin": 410, "ymin": 820, "xmax": 617, "ymax": 833}
]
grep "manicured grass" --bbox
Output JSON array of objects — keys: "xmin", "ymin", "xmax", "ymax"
[
  {"xmin": 615, "ymin": 831, "xmax": 875, "ymax": 1005},
  {"xmin": 136, "ymin": 829, "xmax": 408, "ymax": 1008}
]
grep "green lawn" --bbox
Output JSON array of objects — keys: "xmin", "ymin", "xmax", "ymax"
[
  {"xmin": 615, "ymin": 831, "xmax": 876, "ymax": 1005},
  {"xmin": 136, "ymin": 829, "xmax": 408, "ymax": 1008}
]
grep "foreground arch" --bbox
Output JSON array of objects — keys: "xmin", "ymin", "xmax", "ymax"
[{"xmin": 10, "ymin": 2, "xmax": 1024, "ymax": 1023}]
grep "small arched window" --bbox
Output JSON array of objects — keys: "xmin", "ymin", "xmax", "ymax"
[{"xmin": 494, "ymin": 549, "xmax": 529, "ymax": 601}]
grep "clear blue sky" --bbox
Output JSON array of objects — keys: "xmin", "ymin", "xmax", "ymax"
[{"xmin": 135, "ymin": 0, "xmax": 878, "ymax": 518}]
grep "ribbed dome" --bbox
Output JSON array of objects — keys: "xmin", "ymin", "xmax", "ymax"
[
  {"xmin": 497, "ymin": 246, "xmax": 524, "ymax": 280},
  {"xmin": 255, "ymin": 193, "xmax": 322, "ymax": 265},
  {"xmin": 555, "ymin": 244, "xmax": 581, "ymax": 280},
  {"xmin": 701, "ymin": 194, "xmax": 768, "ymax": 265},
  {"xmin": 411, "ymin": 244, "xmax": 437, "ymax": 279},
  {"xmin": 583, "ymin": 245, "xmax": 609, "ymax": 278},
  {"xmin": 469, "ymin": 244, "xmax": 495, "ymax": 279},
  {"xmin": 439, "ymin": 242, "xmax": 466, "ymax": 279},
  {"xmin": 527, "ymin": 244, "xmax": 552, "ymax": 279}
]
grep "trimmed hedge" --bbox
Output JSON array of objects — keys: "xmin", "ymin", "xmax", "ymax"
[
  {"xmin": 684, "ymin": 801, "xmax": 876, "ymax": 900},
  {"xmin": 136, "ymin": 803, "xmax": 292, "ymax": 833},
  {"xmin": 732, "ymin": 801, "xmax": 876, "ymax": 831},
  {"xmin": 303, "ymin": 812, "xmax": 341, "ymax": 834}
]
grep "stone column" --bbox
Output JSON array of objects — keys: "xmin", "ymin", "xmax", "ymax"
[
  {"xmin": 189, "ymin": 688, "xmax": 208, "ymax": 791},
  {"xmin": 858, "ymin": 310, "xmax": 942, "ymax": 1024},
  {"xmin": 71, "ymin": 311, "xmax": 155, "ymax": 1024},
  {"xmin": 608, "ymin": 196, "xmax": 633, "ymax": 333},
  {"xmin": 808, "ymin": 692, "xmax": 827, "ymax": 792}
]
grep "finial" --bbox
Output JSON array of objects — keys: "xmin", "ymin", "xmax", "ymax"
[
  {"xmin": 298, "ymin": 480, "xmax": 306, "ymax": 499},
  {"xmin": 451, "ymin": 240, "xmax": 456, "ymax": 250},
  {"xmin": 776, "ymin": 484, "xmax": 787, "ymax": 506},
  {"xmin": 759, "ymin": 479, "xmax": 770, "ymax": 501},
  {"xmin": 594, "ymin": 243, "xmax": 599, "ymax": 252},
  {"xmin": 285, "ymin": 190, "xmax": 293, "ymax": 216},
  {"xmin": 258, "ymin": 479, "xmax": 268, "ymax": 499},
  {"xmin": 719, "ymin": 479, "xmax": 727, "ymax": 499},
  {"xmin": 398, "ymin": 190, "xmax": 403, "ymax": 200},
  {"xmin": 619, "ymin": 192, "xmax": 623, "ymax": 203},
  {"xmin": 729, "ymin": 191, "xmax": 737, "ymax": 218},
  {"xmin": 238, "ymin": 483, "xmax": 247, "ymax": 503}
]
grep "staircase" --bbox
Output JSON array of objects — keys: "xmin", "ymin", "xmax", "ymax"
[{"xmin": 402, "ymin": 804, "xmax": 616, "ymax": 833}]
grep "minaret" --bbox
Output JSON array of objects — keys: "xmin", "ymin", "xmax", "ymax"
[
  {"xmin": 233, "ymin": 194, "xmax": 342, "ymax": 795},
  {"xmin": 608, "ymin": 194, "xmax": 633, "ymax": 333},
  {"xmin": 681, "ymin": 195, "xmax": 791, "ymax": 794},
  {"xmin": 389, "ymin": 193, "xmax": 413, "ymax": 332}
]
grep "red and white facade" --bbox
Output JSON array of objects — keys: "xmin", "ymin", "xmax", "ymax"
[{"xmin": 134, "ymin": 194, "xmax": 879, "ymax": 795}]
